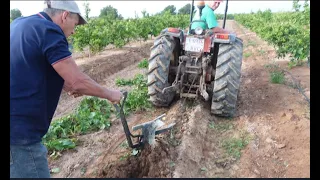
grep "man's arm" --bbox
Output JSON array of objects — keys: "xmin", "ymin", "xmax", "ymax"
[
  {"xmin": 63, "ymin": 82, "xmax": 82, "ymax": 98},
  {"xmin": 206, "ymin": 8, "xmax": 232, "ymax": 34},
  {"xmin": 52, "ymin": 57, "xmax": 122, "ymax": 103},
  {"xmin": 211, "ymin": 26, "xmax": 231, "ymax": 34},
  {"xmin": 43, "ymin": 27, "xmax": 122, "ymax": 103}
]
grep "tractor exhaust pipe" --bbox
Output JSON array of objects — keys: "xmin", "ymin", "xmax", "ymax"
[
  {"xmin": 189, "ymin": 0, "xmax": 195, "ymax": 33},
  {"xmin": 222, "ymin": 0, "xmax": 229, "ymax": 29}
]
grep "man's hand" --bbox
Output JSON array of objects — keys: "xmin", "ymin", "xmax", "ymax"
[
  {"xmin": 109, "ymin": 89, "xmax": 124, "ymax": 104},
  {"xmin": 68, "ymin": 91, "xmax": 83, "ymax": 98}
]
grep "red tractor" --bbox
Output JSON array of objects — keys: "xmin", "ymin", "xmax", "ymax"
[{"xmin": 147, "ymin": 0, "xmax": 243, "ymax": 117}]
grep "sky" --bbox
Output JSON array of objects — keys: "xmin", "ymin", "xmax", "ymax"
[{"xmin": 10, "ymin": 1, "xmax": 299, "ymax": 19}]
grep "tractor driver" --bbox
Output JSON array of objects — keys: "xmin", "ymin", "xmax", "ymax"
[{"xmin": 190, "ymin": 0, "xmax": 231, "ymax": 34}]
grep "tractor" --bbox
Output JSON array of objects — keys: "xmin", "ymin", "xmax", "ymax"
[{"xmin": 147, "ymin": 0, "xmax": 243, "ymax": 117}]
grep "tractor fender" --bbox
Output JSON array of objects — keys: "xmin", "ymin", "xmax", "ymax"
[
  {"xmin": 213, "ymin": 33, "xmax": 237, "ymax": 44},
  {"xmin": 160, "ymin": 28, "xmax": 184, "ymax": 44}
]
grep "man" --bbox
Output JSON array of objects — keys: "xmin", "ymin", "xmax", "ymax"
[
  {"xmin": 10, "ymin": 0, "xmax": 123, "ymax": 178},
  {"xmin": 191, "ymin": 0, "xmax": 231, "ymax": 34}
]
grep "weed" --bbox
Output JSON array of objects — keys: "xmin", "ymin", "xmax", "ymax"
[
  {"xmin": 265, "ymin": 63, "xmax": 285, "ymax": 84},
  {"xmin": 81, "ymin": 167, "xmax": 86, "ymax": 175},
  {"xmin": 222, "ymin": 130, "xmax": 251, "ymax": 159},
  {"xmin": 208, "ymin": 121, "xmax": 215, "ymax": 129},
  {"xmin": 115, "ymin": 74, "xmax": 145, "ymax": 86},
  {"xmin": 185, "ymin": 99, "xmax": 196, "ymax": 108},
  {"xmin": 138, "ymin": 58, "xmax": 148, "ymax": 68},
  {"xmin": 270, "ymin": 71, "xmax": 285, "ymax": 84},
  {"xmin": 222, "ymin": 137, "xmax": 248, "ymax": 159},
  {"xmin": 50, "ymin": 167, "xmax": 60, "ymax": 174},
  {"xmin": 169, "ymin": 161, "xmax": 175, "ymax": 168},
  {"xmin": 200, "ymin": 167, "xmax": 207, "ymax": 171},
  {"xmin": 215, "ymin": 122, "xmax": 234, "ymax": 132},
  {"xmin": 244, "ymin": 52, "xmax": 252, "ymax": 58},
  {"xmin": 258, "ymin": 49, "xmax": 266, "ymax": 55},
  {"xmin": 131, "ymin": 148, "xmax": 140, "ymax": 156},
  {"xmin": 120, "ymin": 141, "xmax": 129, "ymax": 149},
  {"xmin": 247, "ymin": 40, "xmax": 257, "ymax": 46},
  {"xmin": 288, "ymin": 59, "xmax": 305, "ymax": 69},
  {"xmin": 115, "ymin": 78, "xmax": 134, "ymax": 86},
  {"xmin": 167, "ymin": 128, "xmax": 181, "ymax": 147},
  {"xmin": 119, "ymin": 153, "xmax": 130, "ymax": 161}
]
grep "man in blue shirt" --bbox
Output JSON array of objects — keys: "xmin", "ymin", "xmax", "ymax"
[
  {"xmin": 191, "ymin": 0, "xmax": 231, "ymax": 34},
  {"xmin": 10, "ymin": 0, "xmax": 123, "ymax": 178}
]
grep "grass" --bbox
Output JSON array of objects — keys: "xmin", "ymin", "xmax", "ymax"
[
  {"xmin": 209, "ymin": 121, "xmax": 234, "ymax": 132},
  {"xmin": 119, "ymin": 153, "xmax": 130, "ymax": 161},
  {"xmin": 115, "ymin": 73, "xmax": 145, "ymax": 86},
  {"xmin": 258, "ymin": 49, "xmax": 266, "ymax": 55},
  {"xmin": 247, "ymin": 40, "xmax": 257, "ymax": 47},
  {"xmin": 288, "ymin": 59, "xmax": 305, "ymax": 69},
  {"xmin": 120, "ymin": 141, "xmax": 129, "ymax": 149},
  {"xmin": 265, "ymin": 63, "xmax": 286, "ymax": 84},
  {"xmin": 244, "ymin": 52, "xmax": 252, "ymax": 58},
  {"xmin": 167, "ymin": 128, "xmax": 181, "ymax": 147},
  {"xmin": 222, "ymin": 131, "xmax": 251, "ymax": 159},
  {"xmin": 270, "ymin": 71, "xmax": 285, "ymax": 84},
  {"xmin": 138, "ymin": 58, "xmax": 148, "ymax": 68}
]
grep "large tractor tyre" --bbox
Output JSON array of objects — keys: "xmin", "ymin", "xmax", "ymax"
[
  {"xmin": 211, "ymin": 37, "xmax": 243, "ymax": 117},
  {"xmin": 147, "ymin": 35, "xmax": 179, "ymax": 107}
]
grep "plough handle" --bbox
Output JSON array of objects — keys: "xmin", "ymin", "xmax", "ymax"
[{"xmin": 113, "ymin": 91, "xmax": 141, "ymax": 148}]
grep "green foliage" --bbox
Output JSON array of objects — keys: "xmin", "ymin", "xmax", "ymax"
[
  {"xmin": 42, "ymin": 97, "xmax": 112, "ymax": 152},
  {"xmin": 115, "ymin": 74, "xmax": 152, "ymax": 114},
  {"xmin": 43, "ymin": 72, "xmax": 152, "ymax": 155},
  {"xmin": 178, "ymin": 3, "xmax": 192, "ymax": 15},
  {"xmin": 138, "ymin": 58, "xmax": 148, "ymax": 68},
  {"xmin": 141, "ymin": 9, "xmax": 149, "ymax": 18},
  {"xmin": 215, "ymin": 13, "xmax": 235, "ymax": 20},
  {"xmin": 83, "ymin": 1, "xmax": 91, "ymax": 21},
  {"xmin": 115, "ymin": 74, "xmax": 145, "ymax": 86},
  {"xmin": 162, "ymin": 5, "xmax": 177, "ymax": 15},
  {"xmin": 99, "ymin": 5, "xmax": 123, "ymax": 20},
  {"xmin": 265, "ymin": 63, "xmax": 285, "ymax": 84},
  {"xmin": 234, "ymin": 1, "xmax": 310, "ymax": 66},
  {"xmin": 10, "ymin": 8, "xmax": 22, "ymax": 20},
  {"xmin": 222, "ymin": 137, "xmax": 249, "ymax": 159},
  {"xmin": 71, "ymin": 12, "xmax": 190, "ymax": 54},
  {"xmin": 270, "ymin": 71, "xmax": 285, "ymax": 84}
]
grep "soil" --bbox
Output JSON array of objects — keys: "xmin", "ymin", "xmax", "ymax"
[{"xmin": 48, "ymin": 20, "xmax": 310, "ymax": 178}]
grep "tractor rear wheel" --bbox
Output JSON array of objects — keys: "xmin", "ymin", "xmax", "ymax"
[
  {"xmin": 147, "ymin": 35, "xmax": 178, "ymax": 106},
  {"xmin": 211, "ymin": 38, "xmax": 243, "ymax": 117}
]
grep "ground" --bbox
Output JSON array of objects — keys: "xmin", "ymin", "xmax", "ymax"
[{"xmin": 48, "ymin": 20, "xmax": 310, "ymax": 178}]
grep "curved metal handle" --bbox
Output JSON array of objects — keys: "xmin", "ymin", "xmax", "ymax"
[
  {"xmin": 112, "ymin": 90, "xmax": 141, "ymax": 148},
  {"xmin": 113, "ymin": 90, "xmax": 128, "ymax": 113}
]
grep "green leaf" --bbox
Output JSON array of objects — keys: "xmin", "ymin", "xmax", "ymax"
[
  {"xmin": 131, "ymin": 149, "xmax": 139, "ymax": 156},
  {"xmin": 100, "ymin": 124, "xmax": 106, "ymax": 130},
  {"xmin": 51, "ymin": 167, "xmax": 60, "ymax": 173},
  {"xmin": 200, "ymin": 167, "xmax": 207, "ymax": 171}
]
